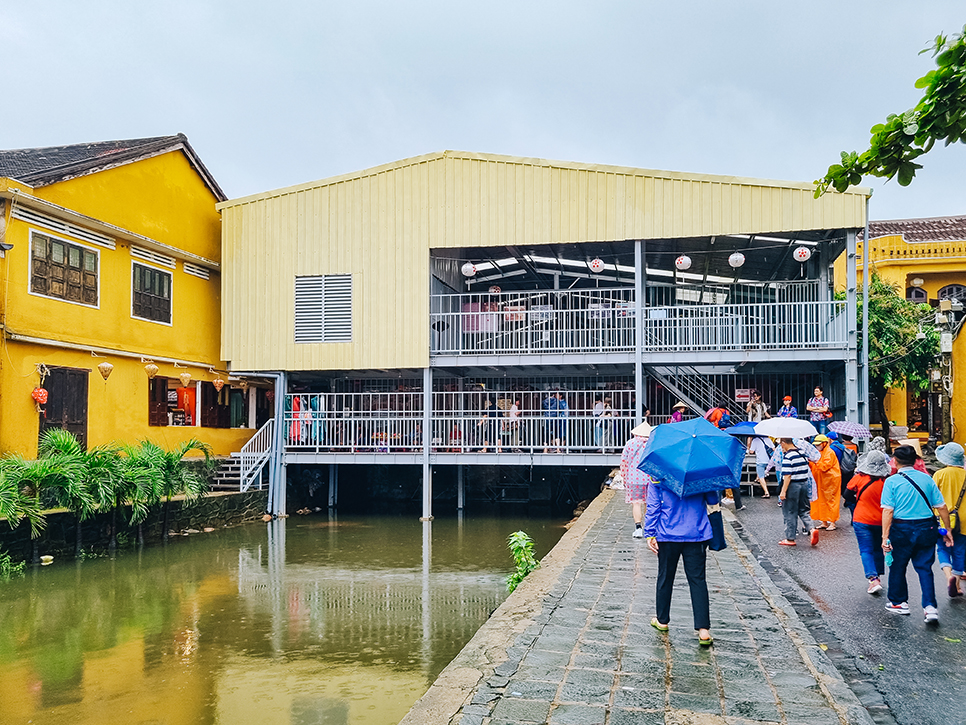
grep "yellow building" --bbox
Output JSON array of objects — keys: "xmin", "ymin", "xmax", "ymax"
[
  {"xmin": 0, "ymin": 135, "xmax": 258, "ymax": 458},
  {"xmin": 836, "ymin": 216, "xmax": 965, "ymax": 442}
]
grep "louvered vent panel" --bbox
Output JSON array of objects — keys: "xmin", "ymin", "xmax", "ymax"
[
  {"xmin": 183, "ymin": 262, "xmax": 211, "ymax": 280},
  {"xmin": 131, "ymin": 246, "xmax": 176, "ymax": 269},
  {"xmin": 295, "ymin": 275, "xmax": 352, "ymax": 343},
  {"xmin": 11, "ymin": 207, "xmax": 115, "ymax": 249}
]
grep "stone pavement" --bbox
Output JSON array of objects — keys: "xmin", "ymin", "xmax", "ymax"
[{"xmin": 401, "ymin": 488, "xmax": 876, "ymax": 725}]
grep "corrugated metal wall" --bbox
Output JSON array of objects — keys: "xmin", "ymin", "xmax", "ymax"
[{"xmin": 220, "ymin": 151, "xmax": 868, "ymax": 372}]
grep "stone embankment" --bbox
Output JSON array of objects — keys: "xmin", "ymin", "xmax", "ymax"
[{"xmin": 402, "ymin": 488, "xmax": 874, "ymax": 725}]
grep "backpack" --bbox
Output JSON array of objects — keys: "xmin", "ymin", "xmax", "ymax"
[
  {"xmin": 717, "ymin": 411, "xmax": 732, "ymax": 429},
  {"xmin": 839, "ymin": 446, "xmax": 857, "ymax": 479}
]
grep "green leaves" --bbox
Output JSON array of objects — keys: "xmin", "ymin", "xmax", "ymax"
[
  {"xmin": 816, "ymin": 25, "xmax": 966, "ymax": 197},
  {"xmin": 506, "ymin": 530, "xmax": 540, "ymax": 592}
]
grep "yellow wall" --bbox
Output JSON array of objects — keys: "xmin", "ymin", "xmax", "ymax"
[
  {"xmin": 0, "ymin": 149, "xmax": 252, "ymax": 457},
  {"xmin": 838, "ymin": 233, "xmax": 965, "ymax": 441},
  {"xmin": 220, "ymin": 150, "xmax": 869, "ymax": 372}
]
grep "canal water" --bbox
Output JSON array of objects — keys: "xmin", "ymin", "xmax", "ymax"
[{"xmin": 0, "ymin": 513, "xmax": 566, "ymax": 725}]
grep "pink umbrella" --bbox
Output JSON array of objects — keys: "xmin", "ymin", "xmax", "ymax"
[{"xmin": 828, "ymin": 420, "xmax": 873, "ymax": 439}]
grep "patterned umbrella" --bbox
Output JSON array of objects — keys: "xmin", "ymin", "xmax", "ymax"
[{"xmin": 828, "ymin": 420, "xmax": 873, "ymax": 439}]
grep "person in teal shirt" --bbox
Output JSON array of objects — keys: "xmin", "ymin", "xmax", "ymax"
[{"xmin": 881, "ymin": 445, "xmax": 953, "ymax": 623}]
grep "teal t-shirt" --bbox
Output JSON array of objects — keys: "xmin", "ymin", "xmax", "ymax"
[{"xmin": 881, "ymin": 467, "xmax": 944, "ymax": 520}]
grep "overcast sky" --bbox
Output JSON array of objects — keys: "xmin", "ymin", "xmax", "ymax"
[{"xmin": 2, "ymin": 2, "xmax": 963, "ymax": 220}]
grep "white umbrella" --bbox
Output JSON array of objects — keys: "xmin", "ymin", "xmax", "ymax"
[{"xmin": 754, "ymin": 418, "xmax": 819, "ymax": 439}]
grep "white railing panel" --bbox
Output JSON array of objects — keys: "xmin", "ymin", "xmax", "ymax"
[{"xmin": 240, "ymin": 417, "xmax": 275, "ymax": 492}]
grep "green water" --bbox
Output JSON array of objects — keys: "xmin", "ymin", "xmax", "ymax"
[{"xmin": 0, "ymin": 513, "xmax": 566, "ymax": 725}]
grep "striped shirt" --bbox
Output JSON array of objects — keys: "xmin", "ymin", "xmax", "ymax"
[{"xmin": 781, "ymin": 448, "xmax": 810, "ymax": 482}]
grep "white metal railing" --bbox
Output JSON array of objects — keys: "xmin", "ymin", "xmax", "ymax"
[
  {"xmin": 283, "ymin": 391, "xmax": 638, "ymax": 454},
  {"xmin": 239, "ymin": 417, "xmax": 275, "ymax": 492},
  {"xmin": 431, "ymin": 295, "xmax": 848, "ymax": 355}
]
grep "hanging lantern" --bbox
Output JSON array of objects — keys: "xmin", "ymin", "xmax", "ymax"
[
  {"xmin": 266, "ymin": 390, "xmax": 275, "ymax": 403},
  {"xmin": 179, "ymin": 372, "xmax": 193, "ymax": 388},
  {"xmin": 144, "ymin": 363, "xmax": 159, "ymax": 379},
  {"xmin": 488, "ymin": 285, "xmax": 501, "ymax": 294},
  {"xmin": 31, "ymin": 387, "xmax": 48, "ymax": 405},
  {"xmin": 589, "ymin": 257, "xmax": 605, "ymax": 274},
  {"xmin": 212, "ymin": 377, "xmax": 225, "ymax": 392},
  {"xmin": 237, "ymin": 379, "xmax": 249, "ymax": 391},
  {"xmin": 674, "ymin": 255, "xmax": 692, "ymax": 271},
  {"xmin": 97, "ymin": 361, "xmax": 114, "ymax": 381},
  {"xmin": 793, "ymin": 246, "xmax": 812, "ymax": 263},
  {"xmin": 728, "ymin": 252, "xmax": 746, "ymax": 268},
  {"xmin": 461, "ymin": 262, "xmax": 476, "ymax": 277}
]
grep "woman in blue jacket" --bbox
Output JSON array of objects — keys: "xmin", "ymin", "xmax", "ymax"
[{"xmin": 645, "ymin": 483, "xmax": 717, "ymax": 645}]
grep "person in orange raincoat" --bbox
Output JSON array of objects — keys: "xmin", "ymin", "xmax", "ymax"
[{"xmin": 809, "ymin": 434, "xmax": 842, "ymax": 530}]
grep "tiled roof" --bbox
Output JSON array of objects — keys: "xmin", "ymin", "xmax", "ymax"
[
  {"xmin": 865, "ymin": 215, "xmax": 966, "ymax": 243},
  {"xmin": 0, "ymin": 134, "xmax": 226, "ymax": 201}
]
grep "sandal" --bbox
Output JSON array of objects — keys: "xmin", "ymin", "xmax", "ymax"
[
  {"xmin": 698, "ymin": 634, "xmax": 714, "ymax": 647},
  {"xmin": 814, "ymin": 523, "xmax": 828, "ymax": 530},
  {"xmin": 826, "ymin": 524, "xmax": 837, "ymax": 532},
  {"xmin": 948, "ymin": 578, "xmax": 963, "ymax": 598},
  {"xmin": 761, "ymin": 493, "xmax": 771, "ymax": 499},
  {"xmin": 778, "ymin": 539, "xmax": 797, "ymax": 546},
  {"xmin": 650, "ymin": 618, "xmax": 669, "ymax": 632}
]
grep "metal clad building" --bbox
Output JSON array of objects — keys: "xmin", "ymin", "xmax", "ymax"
[{"xmin": 218, "ymin": 151, "xmax": 868, "ymax": 372}]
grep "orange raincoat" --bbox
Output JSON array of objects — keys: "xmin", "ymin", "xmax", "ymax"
[{"xmin": 809, "ymin": 444, "xmax": 841, "ymax": 523}]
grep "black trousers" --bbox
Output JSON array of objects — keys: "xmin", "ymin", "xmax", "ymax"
[{"xmin": 656, "ymin": 540, "xmax": 711, "ymax": 630}]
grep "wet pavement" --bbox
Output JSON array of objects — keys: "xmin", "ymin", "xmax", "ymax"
[
  {"xmin": 404, "ymin": 489, "xmax": 874, "ymax": 725},
  {"xmin": 729, "ymin": 493, "xmax": 966, "ymax": 725}
]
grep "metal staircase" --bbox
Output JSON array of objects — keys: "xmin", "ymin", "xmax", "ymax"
[
  {"xmin": 239, "ymin": 418, "xmax": 276, "ymax": 493},
  {"xmin": 647, "ymin": 366, "xmax": 744, "ymax": 419}
]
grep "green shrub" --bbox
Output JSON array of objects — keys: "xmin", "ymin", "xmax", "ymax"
[
  {"xmin": 506, "ymin": 530, "xmax": 539, "ymax": 593},
  {"xmin": 0, "ymin": 547, "xmax": 25, "ymax": 581}
]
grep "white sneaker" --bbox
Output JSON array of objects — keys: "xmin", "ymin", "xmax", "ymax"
[
  {"xmin": 885, "ymin": 602, "xmax": 910, "ymax": 615},
  {"xmin": 924, "ymin": 605, "xmax": 939, "ymax": 623},
  {"xmin": 632, "ymin": 528, "xmax": 644, "ymax": 539}
]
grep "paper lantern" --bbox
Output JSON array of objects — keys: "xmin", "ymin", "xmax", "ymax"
[
  {"xmin": 461, "ymin": 262, "xmax": 476, "ymax": 277},
  {"xmin": 31, "ymin": 387, "xmax": 48, "ymax": 405},
  {"xmin": 793, "ymin": 246, "xmax": 812, "ymax": 263},
  {"xmin": 97, "ymin": 361, "xmax": 114, "ymax": 381},
  {"xmin": 179, "ymin": 372, "xmax": 192, "ymax": 388},
  {"xmin": 212, "ymin": 377, "xmax": 225, "ymax": 392},
  {"xmin": 728, "ymin": 252, "xmax": 745, "ymax": 268},
  {"xmin": 674, "ymin": 255, "xmax": 692, "ymax": 271},
  {"xmin": 144, "ymin": 363, "xmax": 159, "ymax": 379},
  {"xmin": 589, "ymin": 257, "xmax": 605, "ymax": 274},
  {"xmin": 488, "ymin": 285, "xmax": 501, "ymax": 294}
]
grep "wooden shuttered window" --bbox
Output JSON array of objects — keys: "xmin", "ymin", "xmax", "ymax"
[
  {"xmin": 294, "ymin": 274, "xmax": 352, "ymax": 343},
  {"xmin": 149, "ymin": 377, "xmax": 168, "ymax": 426},
  {"xmin": 31, "ymin": 233, "xmax": 98, "ymax": 305},
  {"xmin": 133, "ymin": 263, "xmax": 172, "ymax": 323},
  {"xmin": 200, "ymin": 382, "xmax": 231, "ymax": 428}
]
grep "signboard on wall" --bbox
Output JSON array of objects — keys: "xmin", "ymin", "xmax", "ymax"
[{"xmin": 734, "ymin": 389, "xmax": 752, "ymax": 403}]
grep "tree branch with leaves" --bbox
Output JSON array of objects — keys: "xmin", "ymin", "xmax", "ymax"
[{"xmin": 815, "ymin": 26, "xmax": 966, "ymax": 196}]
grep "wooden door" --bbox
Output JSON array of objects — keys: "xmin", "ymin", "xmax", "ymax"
[{"xmin": 39, "ymin": 367, "xmax": 89, "ymax": 448}]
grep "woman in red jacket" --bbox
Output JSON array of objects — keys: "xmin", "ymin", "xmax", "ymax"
[{"xmin": 846, "ymin": 450, "xmax": 892, "ymax": 595}]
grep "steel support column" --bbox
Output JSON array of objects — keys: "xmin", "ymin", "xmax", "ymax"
[
  {"xmin": 457, "ymin": 465, "xmax": 465, "ymax": 510},
  {"xmin": 860, "ymin": 199, "xmax": 871, "ymax": 428},
  {"xmin": 845, "ymin": 230, "xmax": 859, "ymax": 422},
  {"xmin": 328, "ymin": 463, "xmax": 338, "ymax": 508},
  {"xmin": 269, "ymin": 371, "xmax": 288, "ymax": 517},
  {"xmin": 634, "ymin": 239, "xmax": 644, "ymax": 424},
  {"xmin": 421, "ymin": 366, "xmax": 433, "ymax": 521}
]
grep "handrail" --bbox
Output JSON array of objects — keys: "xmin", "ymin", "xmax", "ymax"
[{"xmin": 240, "ymin": 418, "xmax": 275, "ymax": 492}]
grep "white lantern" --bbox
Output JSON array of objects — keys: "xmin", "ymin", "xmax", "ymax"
[
  {"xmin": 793, "ymin": 246, "xmax": 812, "ymax": 263},
  {"xmin": 589, "ymin": 257, "xmax": 605, "ymax": 274},
  {"xmin": 674, "ymin": 255, "xmax": 692, "ymax": 271},
  {"xmin": 488, "ymin": 285, "xmax": 501, "ymax": 294},
  {"xmin": 728, "ymin": 252, "xmax": 745, "ymax": 268},
  {"xmin": 461, "ymin": 262, "xmax": 476, "ymax": 277}
]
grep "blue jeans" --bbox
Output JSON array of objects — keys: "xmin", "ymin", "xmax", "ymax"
[
  {"xmin": 888, "ymin": 518, "xmax": 938, "ymax": 608},
  {"xmin": 937, "ymin": 530, "xmax": 966, "ymax": 576},
  {"xmin": 811, "ymin": 418, "xmax": 829, "ymax": 435},
  {"xmin": 853, "ymin": 522, "xmax": 884, "ymax": 579}
]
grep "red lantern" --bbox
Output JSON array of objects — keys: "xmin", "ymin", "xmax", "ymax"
[{"xmin": 31, "ymin": 387, "xmax": 48, "ymax": 405}]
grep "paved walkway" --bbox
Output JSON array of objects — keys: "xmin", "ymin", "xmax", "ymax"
[{"xmin": 401, "ymin": 489, "xmax": 875, "ymax": 725}]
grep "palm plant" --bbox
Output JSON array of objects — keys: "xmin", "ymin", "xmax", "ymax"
[
  {"xmin": 37, "ymin": 429, "xmax": 114, "ymax": 556},
  {"xmin": 0, "ymin": 447, "xmax": 85, "ymax": 561},
  {"xmin": 123, "ymin": 439, "xmax": 212, "ymax": 544}
]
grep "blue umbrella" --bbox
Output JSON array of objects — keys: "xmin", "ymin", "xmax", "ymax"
[
  {"xmin": 725, "ymin": 420, "xmax": 767, "ymax": 438},
  {"xmin": 638, "ymin": 417, "xmax": 746, "ymax": 497}
]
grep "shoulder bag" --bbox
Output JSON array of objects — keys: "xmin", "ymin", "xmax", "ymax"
[
  {"xmin": 707, "ymin": 505, "xmax": 727, "ymax": 551},
  {"xmin": 898, "ymin": 472, "xmax": 941, "ymax": 528},
  {"xmin": 948, "ymin": 479, "xmax": 966, "ymax": 532}
]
